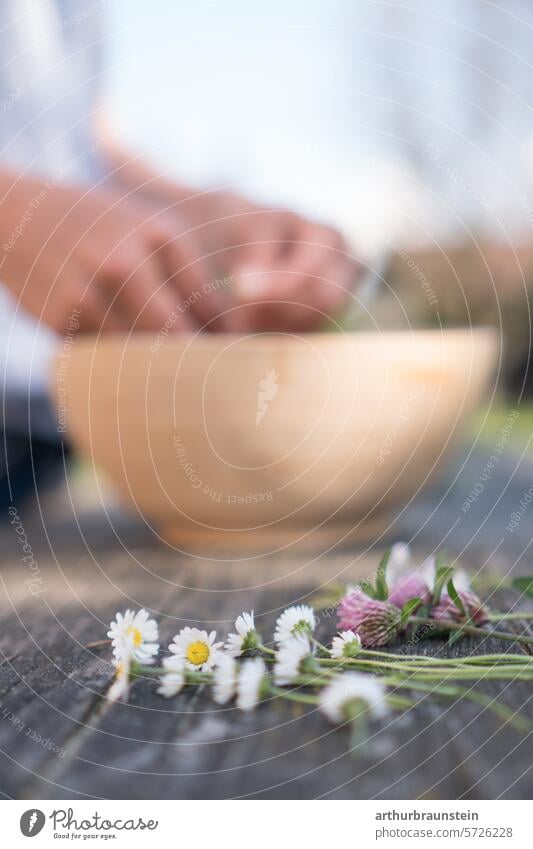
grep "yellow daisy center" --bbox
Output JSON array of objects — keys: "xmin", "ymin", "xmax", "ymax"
[
  {"xmin": 186, "ymin": 641, "xmax": 210, "ymax": 665},
  {"xmin": 125, "ymin": 626, "xmax": 143, "ymax": 648}
]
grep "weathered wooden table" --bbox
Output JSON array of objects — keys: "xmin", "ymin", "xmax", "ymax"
[{"xmin": 1, "ymin": 445, "xmax": 532, "ymax": 800}]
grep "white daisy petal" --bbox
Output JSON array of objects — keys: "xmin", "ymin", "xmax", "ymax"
[
  {"xmin": 107, "ymin": 608, "xmax": 160, "ymax": 665},
  {"xmin": 320, "ymin": 672, "xmax": 388, "ymax": 724},
  {"xmin": 224, "ymin": 611, "xmax": 259, "ymax": 657},
  {"xmin": 274, "ymin": 633, "xmax": 313, "ymax": 685},
  {"xmin": 168, "ymin": 627, "xmax": 223, "ymax": 671},
  {"xmin": 235, "ymin": 612, "xmax": 255, "ymax": 636},
  {"xmin": 157, "ymin": 655, "xmax": 186, "ymax": 698},
  {"xmin": 236, "ymin": 657, "xmax": 267, "ymax": 712},
  {"xmin": 212, "ymin": 654, "xmax": 238, "ymax": 704},
  {"xmin": 273, "ymin": 605, "xmax": 316, "ymax": 643},
  {"xmin": 330, "ymin": 631, "xmax": 362, "ymax": 659},
  {"xmin": 107, "ymin": 654, "xmax": 131, "ymax": 703},
  {"xmin": 225, "ymin": 633, "xmax": 245, "ymax": 657}
]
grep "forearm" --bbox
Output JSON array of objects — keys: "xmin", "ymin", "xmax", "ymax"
[
  {"xmin": 100, "ymin": 140, "xmax": 230, "ymax": 227},
  {"xmin": 0, "ymin": 168, "xmax": 45, "ymax": 293}
]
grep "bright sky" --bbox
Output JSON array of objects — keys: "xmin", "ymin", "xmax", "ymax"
[
  {"xmin": 105, "ymin": 0, "xmax": 429, "ymax": 257},
  {"xmin": 105, "ymin": 1, "xmax": 533, "ymax": 253}
]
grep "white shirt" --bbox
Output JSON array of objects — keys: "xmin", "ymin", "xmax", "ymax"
[{"xmin": 0, "ymin": 0, "xmax": 104, "ymax": 437}]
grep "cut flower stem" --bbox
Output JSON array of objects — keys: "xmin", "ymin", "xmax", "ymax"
[
  {"xmin": 385, "ymin": 677, "xmax": 530, "ymax": 732},
  {"xmin": 103, "ymin": 583, "xmax": 533, "ymax": 746},
  {"xmin": 409, "ymin": 616, "xmax": 533, "ymax": 646},
  {"xmin": 486, "ymin": 612, "xmax": 533, "ymax": 621}
]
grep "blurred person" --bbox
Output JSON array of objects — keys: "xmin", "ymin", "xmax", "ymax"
[
  {"xmin": 0, "ymin": 0, "xmax": 360, "ymax": 507},
  {"xmin": 5, "ymin": 0, "xmax": 533, "ymax": 513},
  {"xmin": 107, "ymin": 1, "xmax": 533, "ymax": 383}
]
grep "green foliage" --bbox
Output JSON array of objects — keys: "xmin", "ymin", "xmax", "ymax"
[
  {"xmin": 512, "ymin": 577, "xmax": 533, "ymax": 598},
  {"xmin": 400, "ymin": 598, "xmax": 422, "ymax": 627},
  {"xmin": 447, "ymin": 579, "xmax": 467, "ymax": 617},
  {"xmin": 374, "ymin": 549, "xmax": 391, "ymax": 601},
  {"xmin": 431, "ymin": 561, "xmax": 455, "ymax": 606}
]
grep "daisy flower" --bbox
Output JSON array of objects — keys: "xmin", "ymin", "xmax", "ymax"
[
  {"xmin": 236, "ymin": 657, "xmax": 268, "ymax": 712},
  {"xmin": 107, "ymin": 653, "xmax": 132, "ymax": 703},
  {"xmin": 338, "ymin": 589, "xmax": 401, "ymax": 647},
  {"xmin": 320, "ymin": 672, "xmax": 388, "ymax": 724},
  {"xmin": 225, "ymin": 611, "xmax": 260, "ymax": 657},
  {"xmin": 274, "ymin": 605, "xmax": 316, "ymax": 643},
  {"xmin": 330, "ymin": 631, "xmax": 362, "ymax": 659},
  {"xmin": 157, "ymin": 655, "xmax": 187, "ymax": 698},
  {"xmin": 169, "ymin": 627, "xmax": 223, "ymax": 671},
  {"xmin": 274, "ymin": 633, "xmax": 314, "ymax": 685},
  {"xmin": 212, "ymin": 654, "xmax": 238, "ymax": 705},
  {"xmin": 107, "ymin": 609, "xmax": 159, "ymax": 665}
]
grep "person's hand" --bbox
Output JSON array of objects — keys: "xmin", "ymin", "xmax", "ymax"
[
  {"xmin": 199, "ymin": 192, "xmax": 361, "ymax": 331},
  {"xmin": 0, "ymin": 170, "xmax": 227, "ymax": 334},
  {"xmin": 104, "ymin": 149, "xmax": 363, "ymax": 331}
]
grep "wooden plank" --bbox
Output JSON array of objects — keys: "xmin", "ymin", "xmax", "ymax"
[
  {"xmin": 0, "ymin": 552, "xmax": 179, "ymax": 798},
  {"xmin": 1, "ymin": 446, "xmax": 533, "ymax": 799},
  {"xmin": 1, "ymin": 545, "xmax": 532, "ymax": 799}
]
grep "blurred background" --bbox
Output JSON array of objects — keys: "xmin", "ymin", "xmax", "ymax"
[
  {"xmin": 108, "ymin": 1, "xmax": 533, "ymax": 249},
  {"xmin": 2, "ymin": 0, "xmax": 533, "ymax": 513},
  {"xmin": 105, "ymin": 0, "xmax": 533, "ymax": 388},
  {"xmin": 3, "ymin": 1, "xmax": 533, "ymax": 391}
]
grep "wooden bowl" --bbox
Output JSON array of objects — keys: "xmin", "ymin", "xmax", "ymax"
[{"xmin": 52, "ymin": 329, "xmax": 498, "ymax": 550}]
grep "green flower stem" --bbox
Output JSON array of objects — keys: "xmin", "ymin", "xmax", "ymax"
[
  {"xmin": 312, "ymin": 638, "xmax": 331, "ymax": 655},
  {"xmin": 259, "ymin": 645, "xmax": 277, "ymax": 656},
  {"xmin": 136, "ymin": 659, "xmax": 533, "ymax": 688},
  {"xmin": 360, "ymin": 648, "xmax": 451, "ymax": 663},
  {"xmin": 348, "ymin": 717, "xmax": 368, "ymax": 755},
  {"xmin": 270, "ymin": 686, "xmax": 320, "ymax": 705},
  {"xmin": 386, "ymin": 678, "xmax": 472, "ymax": 697},
  {"xmin": 293, "ymin": 666, "xmax": 532, "ymax": 688},
  {"xmin": 134, "ymin": 665, "xmax": 212, "ymax": 683},
  {"xmin": 135, "ymin": 658, "xmax": 533, "ymax": 684},
  {"xmin": 386, "ymin": 694, "xmax": 415, "ymax": 710},
  {"xmin": 462, "ymin": 691, "xmax": 530, "ymax": 731},
  {"xmin": 409, "ymin": 616, "xmax": 533, "ymax": 646},
  {"xmin": 272, "ymin": 680, "xmax": 527, "ymax": 734},
  {"xmin": 134, "ymin": 665, "xmax": 163, "ymax": 676},
  {"xmin": 297, "ymin": 670, "xmax": 336, "ymax": 685},
  {"xmin": 317, "ymin": 657, "xmax": 483, "ymax": 675},
  {"xmin": 359, "ymin": 648, "xmax": 533, "ymax": 665},
  {"xmin": 385, "ymin": 677, "xmax": 530, "ymax": 731},
  {"xmin": 387, "ymin": 666, "xmax": 533, "ymax": 682},
  {"xmin": 425, "ymin": 654, "xmax": 533, "ymax": 665},
  {"xmin": 487, "ymin": 612, "xmax": 533, "ymax": 621},
  {"xmin": 130, "ymin": 659, "xmax": 530, "ymax": 731}
]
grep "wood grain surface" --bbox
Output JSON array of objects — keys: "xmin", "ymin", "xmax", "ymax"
[{"xmin": 1, "ymin": 446, "xmax": 532, "ymax": 800}]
